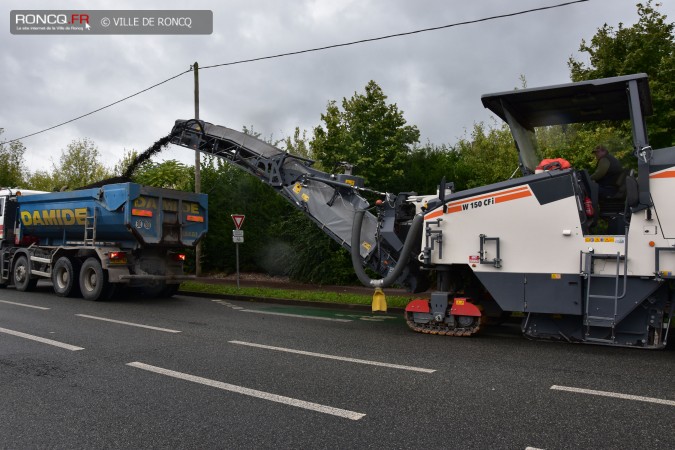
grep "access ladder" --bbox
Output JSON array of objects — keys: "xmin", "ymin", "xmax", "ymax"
[
  {"xmin": 581, "ymin": 250, "xmax": 627, "ymax": 343},
  {"xmin": 84, "ymin": 207, "xmax": 97, "ymax": 246}
]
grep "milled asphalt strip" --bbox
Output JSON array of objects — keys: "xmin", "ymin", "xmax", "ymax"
[
  {"xmin": 75, "ymin": 314, "xmax": 181, "ymax": 333},
  {"xmin": 0, "ymin": 300, "xmax": 50, "ymax": 310},
  {"xmin": 229, "ymin": 340, "xmax": 436, "ymax": 373},
  {"xmin": 127, "ymin": 362, "xmax": 366, "ymax": 421},
  {"xmin": 551, "ymin": 385, "xmax": 675, "ymax": 407},
  {"xmin": 0, "ymin": 327, "xmax": 84, "ymax": 351},
  {"xmin": 240, "ymin": 309, "xmax": 351, "ymax": 322}
]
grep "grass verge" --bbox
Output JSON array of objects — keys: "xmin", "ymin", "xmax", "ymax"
[{"xmin": 179, "ymin": 281, "xmax": 414, "ymax": 308}]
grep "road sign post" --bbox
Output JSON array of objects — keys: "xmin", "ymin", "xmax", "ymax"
[{"xmin": 231, "ymin": 215, "xmax": 245, "ymax": 288}]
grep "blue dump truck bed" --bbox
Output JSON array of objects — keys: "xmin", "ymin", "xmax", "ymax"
[{"xmin": 17, "ymin": 183, "xmax": 208, "ymax": 248}]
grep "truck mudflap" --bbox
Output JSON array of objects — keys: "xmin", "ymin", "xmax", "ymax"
[{"xmin": 404, "ymin": 297, "xmax": 481, "ymax": 336}]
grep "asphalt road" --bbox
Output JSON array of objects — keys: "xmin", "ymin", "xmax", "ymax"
[{"xmin": 1, "ymin": 283, "xmax": 673, "ymax": 449}]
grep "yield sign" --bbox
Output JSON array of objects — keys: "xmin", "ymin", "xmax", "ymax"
[{"xmin": 231, "ymin": 214, "xmax": 246, "ymax": 230}]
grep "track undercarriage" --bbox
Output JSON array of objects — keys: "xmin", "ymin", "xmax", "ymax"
[
  {"xmin": 404, "ymin": 311, "xmax": 481, "ymax": 336},
  {"xmin": 404, "ymin": 296, "xmax": 482, "ymax": 337}
]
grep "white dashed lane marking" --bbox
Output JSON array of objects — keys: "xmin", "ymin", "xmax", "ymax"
[
  {"xmin": 0, "ymin": 300, "xmax": 50, "ymax": 310},
  {"xmin": 229, "ymin": 340, "xmax": 436, "ymax": 373},
  {"xmin": 0, "ymin": 326, "xmax": 84, "ymax": 351},
  {"xmin": 551, "ymin": 385, "xmax": 675, "ymax": 407},
  {"xmin": 75, "ymin": 314, "xmax": 181, "ymax": 333},
  {"xmin": 239, "ymin": 309, "xmax": 351, "ymax": 322},
  {"xmin": 127, "ymin": 361, "xmax": 366, "ymax": 420}
]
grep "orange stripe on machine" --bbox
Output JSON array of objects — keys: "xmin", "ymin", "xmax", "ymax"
[
  {"xmin": 650, "ymin": 169, "xmax": 675, "ymax": 179},
  {"xmin": 424, "ymin": 186, "xmax": 532, "ymax": 220}
]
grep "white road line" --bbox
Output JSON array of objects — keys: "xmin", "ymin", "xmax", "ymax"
[
  {"xmin": 551, "ymin": 385, "xmax": 675, "ymax": 407},
  {"xmin": 229, "ymin": 340, "xmax": 436, "ymax": 373},
  {"xmin": 127, "ymin": 362, "xmax": 365, "ymax": 421},
  {"xmin": 75, "ymin": 314, "xmax": 181, "ymax": 333},
  {"xmin": 241, "ymin": 309, "xmax": 352, "ymax": 322},
  {"xmin": 525, "ymin": 447, "xmax": 545, "ymax": 450},
  {"xmin": 0, "ymin": 327, "xmax": 84, "ymax": 351},
  {"xmin": 0, "ymin": 300, "xmax": 50, "ymax": 310}
]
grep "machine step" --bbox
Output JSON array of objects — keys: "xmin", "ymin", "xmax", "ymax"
[
  {"xmin": 584, "ymin": 336, "xmax": 616, "ymax": 344},
  {"xmin": 585, "ymin": 316, "xmax": 616, "ymax": 327}
]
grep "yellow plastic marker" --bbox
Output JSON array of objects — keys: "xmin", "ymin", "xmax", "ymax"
[{"xmin": 372, "ymin": 287, "xmax": 387, "ymax": 312}]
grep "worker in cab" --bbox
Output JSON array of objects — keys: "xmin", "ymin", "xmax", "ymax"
[{"xmin": 591, "ymin": 145, "xmax": 626, "ymax": 199}]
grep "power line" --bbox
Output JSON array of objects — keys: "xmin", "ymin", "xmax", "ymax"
[
  {"xmin": 2, "ymin": 0, "xmax": 589, "ymax": 146},
  {"xmin": 2, "ymin": 69, "xmax": 191, "ymax": 145},
  {"xmin": 201, "ymin": 0, "xmax": 589, "ymax": 70}
]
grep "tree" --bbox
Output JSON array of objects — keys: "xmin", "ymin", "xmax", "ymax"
[
  {"xmin": 198, "ymin": 155, "xmax": 292, "ymax": 275},
  {"xmin": 282, "ymin": 127, "xmax": 312, "ymax": 160},
  {"xmin": 311, "ymin": 80, "xmax": 420, "ymax": 191},
  {"xmin": 133, "ymin": 160, "xmax": 194, "ymax": 190},
  {"xmin": 0, "ymin": 130, "xmax": 27, "ymax": 187},
  {"xmin": 452, "ymin": 122, "xmax": 519, "ymax": 190},
  {"xmin": 25, "ymin": 170, "xmax": 56, "ymax": 191},
  {"xmin": 568, "ymin": 1, "xmax": 674, "ymax": 147},
  {"xmin": 112, "ymin": 149, "xmax": 139, "ymax": 177},
  {"xmin": 49, "ymin": 138, "xmax": 112, "ymax": 190},
  {"xmin": 398, "ymin": 142, "xmax": 460, "ymax": 194}
]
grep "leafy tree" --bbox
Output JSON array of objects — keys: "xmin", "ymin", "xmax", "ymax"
[
  {"xmin": 112, "ymin": 149, "xmax": 139, "ymax": 177},
  {"xmin": 269, "ymin": 210, "xmax": 357, "ymax": 284},
  {"xmin": 568, "ymin": 1, "xmax": 674, "ymax": 147},
  {"xmin": 0, "ymin": 129, "xmax": 27, "ymax": 187},
  {"xmin": 133, "ymin": 160, "xmax": 194, "ymax": 190},
  {"xmin": 282, "ymin": 127, "xmax": 312, "ymax": 160},
  {"xmin": 25, "ymin": 170, "xmax": 56, "ymax": 191},
  {"xmin": 452, "ymin": 122, "xmax": 519, "ymax": 190},
  {"xmin": 198, "ymin": 152, "xmax": 293, "ymax": 275},
  {"xmin": 311, "ymin": 80, "xmax": 420, "ymax": 191},
  {"xmin": 535, "ymin": 125, "xmax": 634, "ymax": 172},
  {"xmin": 397, "ymin": 143, "xmax": 460, "ymax": 194},
  {"xmin": 38, "ymin": 138, "xmax": 111, "ymax": 190}
]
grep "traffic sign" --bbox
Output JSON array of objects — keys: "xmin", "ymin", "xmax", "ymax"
[
  {"xmin": 231, "ymin": 214, "xmax": 245, "ymax": 230},
  {"xmin": 232, "ymin": 236, "xmax": 244, "ymax": 243},
  {"xmin": 233, "ymin": 230, "xmax": 244, "ymax": 237}
]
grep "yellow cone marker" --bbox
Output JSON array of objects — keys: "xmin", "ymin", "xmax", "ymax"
[{"xmin": 372, "ymin": 287, "xmax": 387, "ymax": 312}]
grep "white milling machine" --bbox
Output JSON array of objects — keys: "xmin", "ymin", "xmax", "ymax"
[{"xmin": 171, "ymin": 73, "xmax": 673, "ymax": 349}]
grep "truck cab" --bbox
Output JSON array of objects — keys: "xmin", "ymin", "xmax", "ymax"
[{"xmin": 0, "ymin": 188, "xmax": 48, "ymax": 246}]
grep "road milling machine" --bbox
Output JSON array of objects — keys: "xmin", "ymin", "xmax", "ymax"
[{"xmin": 170, "ymin": 73, "xmax": 673, "ymax": 349}]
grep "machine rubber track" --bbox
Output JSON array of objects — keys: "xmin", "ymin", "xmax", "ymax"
[{"xmin": 404, "ymin": 312, "xmax": 481, "ymax": 337}]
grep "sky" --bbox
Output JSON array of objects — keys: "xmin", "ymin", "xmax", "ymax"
[{"xmin": 1, "ymin": 0, "xmax": 673, "ymax": 174}]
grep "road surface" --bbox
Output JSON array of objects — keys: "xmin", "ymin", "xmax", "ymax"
[{"xmin": 1, "ymin": 284, "xmax": 673, "ymax": 449}]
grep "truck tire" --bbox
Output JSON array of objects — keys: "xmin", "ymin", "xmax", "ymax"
[
  {"xmin": 79, "ymin": 257, "xmax": 114, "ymax": 301},
  {"xmin": 52, "ymin": 257, "xmax": 81, "ymax": 297},
  {"xmin": 13, "ymin": 255, "xmax": 38, "ymax": 292}
]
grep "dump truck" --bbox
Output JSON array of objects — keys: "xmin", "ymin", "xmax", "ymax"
[
  {"xmin": 0, "ymin": 183, "xmax": 208, "ymax": 300},
  {"xmin": 168, "ymin": 73, "xmax": 673, "ymax": 349}
]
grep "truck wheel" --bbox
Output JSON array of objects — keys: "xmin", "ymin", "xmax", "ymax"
[
  {"xmin": 79, "ymin": 257, "xmax": 113, "ymax": 301},
  {"xmin": 52, "ymin": 257, "xmax": 81, "ymax": 297},
  {"xmin": 13, "ymin": 255, "xmax": 38, "ymax": 292}
]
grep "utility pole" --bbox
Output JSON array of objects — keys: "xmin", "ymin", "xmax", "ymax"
[{"xmin": 193, "ymin": 61, "xmax": 202, "ymax": 277}]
